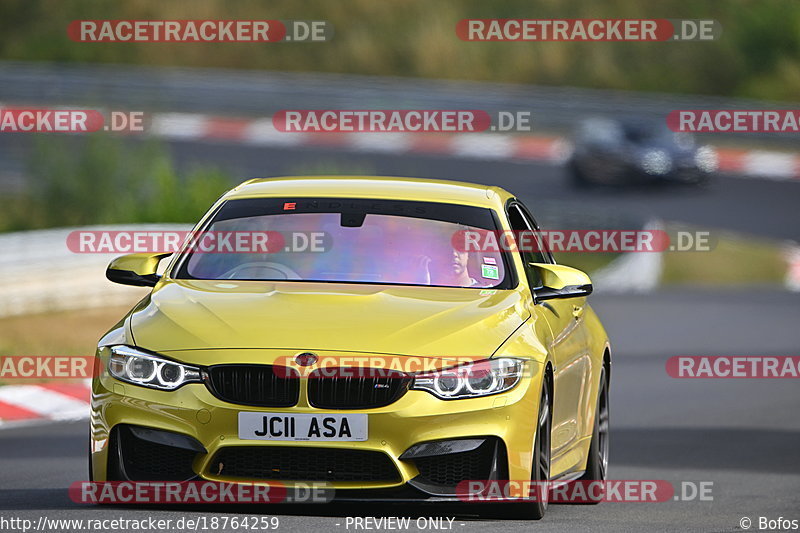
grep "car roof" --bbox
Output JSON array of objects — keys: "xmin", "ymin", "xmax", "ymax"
[{"xmin": 223, "ymin": 176, "xmax": 513, "ymax": 210}]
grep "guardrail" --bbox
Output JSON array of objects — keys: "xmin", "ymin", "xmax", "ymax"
[{"xmin": 0, "ymin": 224, "xmax": 188, "ymax": 318}]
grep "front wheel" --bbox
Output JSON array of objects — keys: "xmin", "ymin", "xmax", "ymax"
[
  {"xmin": 88, "ymin": 427, "xmax": 96, "ymax": 482},
  {"xmin": 502, "ymin": 377, "xmax": 551, "ymax": 520},
  {"xmin": 574, "ymin": 365, "xmax": 609, "ymax": 504}
]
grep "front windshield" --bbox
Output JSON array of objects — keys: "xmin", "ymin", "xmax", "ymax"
[
  {"xmin": 622, "ymin": 122, "xmax": 675, "ymax": 143},
  {"xmin": 174, "ymin": 197, "xmax": 511, "ymax": 289}
]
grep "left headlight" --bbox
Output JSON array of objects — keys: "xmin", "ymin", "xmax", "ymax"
[
  {"xmin": 108, "ymin": 345, "xmax": 202, "ymax": 390},
  {"xmin": 640, "ymin": 149, "xmax": 672, "ymax": 175},
  {"xmin": 411, "ymin": 358, "xmax": 523, "ymax": 400}
]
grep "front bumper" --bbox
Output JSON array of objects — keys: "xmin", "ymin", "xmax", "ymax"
[{"xmin": 90, "ymin": 350, "xmax": 544, "ymax": 498}]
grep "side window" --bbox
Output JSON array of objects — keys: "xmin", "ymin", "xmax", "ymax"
[{"xmin": 507, "ymin": 204, "xmax": 544, "ymax": 288}]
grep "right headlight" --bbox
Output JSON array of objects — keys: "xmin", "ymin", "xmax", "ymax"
[
  {"xmin": 411, "ymin": 358, "xmax": 523, "ymax": 399},
  {"xmin": 108, "ymin": 345, "xmax": 202, "ymax": 390},
  {"xmin": 640, "ymin": 149, "xmax": 672, "ymax": 175}
]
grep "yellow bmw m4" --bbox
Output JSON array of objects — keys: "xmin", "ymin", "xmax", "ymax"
[{"xmin": 90, "ymin": 176, "xmax": 611, "ymax": 519}]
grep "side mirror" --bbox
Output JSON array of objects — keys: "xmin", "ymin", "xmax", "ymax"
[
  {"xmin": 106, "ymin": 253, "xmax": 171, "ymax": 287},
  {"xmin": 529, "ymin": 263, "xmax": 593, "ymax": 302}
]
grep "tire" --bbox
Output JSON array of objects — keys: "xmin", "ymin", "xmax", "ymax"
[
  {"xmin": 88, "ymin": 448, "xmax": 94, "ymax": 482},
  {"xmin": 88, "ymin": 426, "xmax": 96, "ymax": 482},
  {"xmin": 693, "ymin": 171, "xmax": 712, "ymax": 188},
  {"xmin": 574, "ymin": 366, "xmax": 610, "ymax": 504},
  {"xmin": 501, "ymin": 376, "xmax": 551, "ymax": 520},
  {"xmin": 569, "ymin": 160, "xmax": 593, "ymax": 188},
  {"xmin": 103, "ymin": 427, "xmax": 124, "ymax": 481}
]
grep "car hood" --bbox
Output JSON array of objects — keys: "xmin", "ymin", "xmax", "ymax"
[
  {"xmin": 128, "ymin": 280, "xmax": 528, "ymax": 357},
  {"xmin": 631, "ymin": 141, "xmax": 696, "ymax": 157}
]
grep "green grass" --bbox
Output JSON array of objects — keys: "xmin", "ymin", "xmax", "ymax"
[
  {"xmin": 661, "ymin": 224, "xmax": 787, "ymax": 285},
  {"xmin": 553, "ymin": 252, "xmax": 619, "ymax": 275},
  {"xmin": 555, "ymin": 224, "xmax": 789, "ymax": 286},
  {"xmin": 0, "ymin": 303, "xmax": 139, "ymax": 385},
  {"xmin": 0, "ymin": 303, "xmax": 137, "ymax": 357},
  {"xmin": 0, "ymin": 135, "xmax": 233, "ymax": 232}
]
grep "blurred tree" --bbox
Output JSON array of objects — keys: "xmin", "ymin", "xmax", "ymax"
[
  {"xmin": 0, "ymin": 0, "xmax": 797, "ymax": 99},
  {"xmin": 0, "ymin": 135, "xmax": 231, "ymax": 230}
]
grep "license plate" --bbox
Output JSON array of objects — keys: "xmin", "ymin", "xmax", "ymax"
[{"xmin": 238, "ymin": 412, "xmax": 368, "ymax": 441}]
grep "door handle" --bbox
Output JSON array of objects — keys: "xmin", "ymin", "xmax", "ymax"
[{"xmin": 572, "ymin": 305, "xmax": 584, "ymax": 320}]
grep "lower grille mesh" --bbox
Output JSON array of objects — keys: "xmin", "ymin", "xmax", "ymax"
[
  {"xmin": 118, "ymin": 426, "xmax": 198, "ymax": 481},
  {"xmin": 211, "ymin": 446, "xmax": 400, "ymax": 482},
  {"xmin": 413, "ymin": 440, "xmax": 496, "ymax": 486}
]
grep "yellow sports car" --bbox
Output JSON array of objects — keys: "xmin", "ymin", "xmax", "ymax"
[{"xmin": 90, "ymin": 176, "xmax": 611, "ymax": 519}]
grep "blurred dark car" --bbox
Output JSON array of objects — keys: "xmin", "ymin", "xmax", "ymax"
[{"xmin": 567, "ymin": 118, "xmax": 717, "ymax": 187}]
